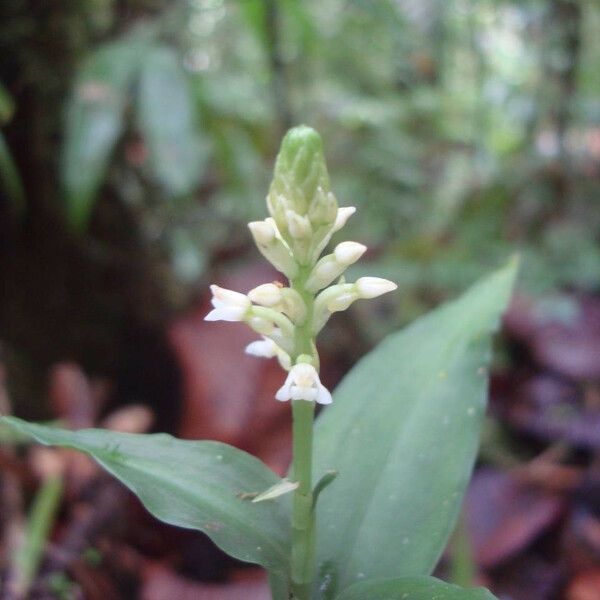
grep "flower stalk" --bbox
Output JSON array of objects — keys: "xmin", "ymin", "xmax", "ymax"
[{"xmin": 204, "ymin": 125, "xmax": 397, "ymax": 599}]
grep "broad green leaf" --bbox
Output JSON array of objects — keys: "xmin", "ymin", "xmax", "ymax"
[
  {"xmin": 137, "ymin": 46, "xmax": 207, "ymax": 197},
  {"xmin": 62, "ymin": 34, "xmax": 149, "ymax": 230},
  {"xmin": 312, "ymin": 259, "xmax": 518, "ymax": 597},
  {"xmin": 334, "ymin": 577, "xmax": 498, "ymax": 600},
  {"xmin": 0, "ymin": 418, "xmax": 290, "ymax": 576}
]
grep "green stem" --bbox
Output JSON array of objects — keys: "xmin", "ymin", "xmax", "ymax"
[
  {"xmin": 290, "ymin": 270, "xmax": 317, "ymax": 600},
  {"xmin": 291, "ymin": 400, "xmax": 315, "ymax": 599}
]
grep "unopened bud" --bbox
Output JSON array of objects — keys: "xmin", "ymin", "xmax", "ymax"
[
  {"xmin": 248, "ymin": 283, "xmax": 283, "ymax": 307},
  {"xmin": 333, "ymin": 206, "xmax": 356, "ymax": 232},
  {"xmin": 334, "ymin": 241, "xmax": 367, "ymax": 264},
  {"xmin": 269, "ymin": 125, "xmax": 332, "ymax": 220},
  {"xmin": 280, "ymin": 288, "xmax": 307, "ymax": 324},
  {"xmin": 356, "ymin": 277, "xmax": 397, "ymax": 299},
  {"xmin": 248, "ymin": 219, "xmax": 298, "ymax": 279},
  {"xmin": 248, "ymin": 220, "xmax": 275, "ymax": 245},
  {"xmin": 247, "ymin": 315, "xmax": 275, "ymax": 335},
  {"xmin": 305, "ymin": 241, "xmax": 366, "ymax": 292},
  {"xmin": 286, "ymin": 210, "xmax": 312, "ymax": 239}
]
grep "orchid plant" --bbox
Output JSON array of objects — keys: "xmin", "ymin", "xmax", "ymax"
[{"xmin": 1, "ymin": 126, "xmax": 517, "ymax": 600}]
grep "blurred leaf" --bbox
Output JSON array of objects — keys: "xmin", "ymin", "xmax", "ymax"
[
  {"xmin": 0, "ymin": 131, "xmax": 25, "ymax": 215},
  {"xmin": 13, "ymin": 477, "xmax": 63, "ymax": 597},
  {"xmin": 0, "ymin": 81, "xmax": 15, "ymax": 124},
  {"xmin": 137, "ymin": 45, "xmax": 208, "ymax": 197},
  {"xmin": 312, "ymin": 259, "xmax": 518, "ymax": 597},
  {"xmin": 62, "ymin": 33, "xmax": 150, "ymax": 230},
  {"xmin": 334, "ymin": 576, "xmax": 497, "ymax": 600},
  {"xmin": 0, "ymin": 418, "xmax": 291, "ymax": 576},
  {"xmin": 238, "ymin": 0, "xmax": 268, "ymax": 46}
]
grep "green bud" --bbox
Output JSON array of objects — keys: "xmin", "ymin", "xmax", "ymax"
[{"xmin": 268, "ymin": 126, "xmax": 336, "ymax": 230}]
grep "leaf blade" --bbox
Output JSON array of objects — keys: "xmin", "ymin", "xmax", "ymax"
[
  {"xmin": 312, "ymin": 260, "xmax": 518, "ymax": 595},
  {"xmin": 1, "ymin": 418, "xmax": 290, "ymax": 575},
  {"xmin": 334, "ymin": 576, "xmax": 498, "ymax": 600}
]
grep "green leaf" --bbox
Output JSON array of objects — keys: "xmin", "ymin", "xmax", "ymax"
[
  {"xmin": 0, "ymin": 418, "xmax": 290, "ymax": 576},
  {"xmin": 334, "ymin": 576, "xmax": 498, "ymax": 600},
  {"xmin": 61, "ymin": 34, "xmax": 149, "ymax": 230},
  {"xmin": 0, "ymin": 131, "xmax": 25, "ymax": 215},
  {"xmin": 0, "ymin": 81, "xmax": 15, "ymax": 124},
  {"xmin": 137, "ymin": 46, "xmax": 207, "ymax": 197},
  {"xmin": 312, "ymin": 259, "xmax": 518, "ymax": 597}
]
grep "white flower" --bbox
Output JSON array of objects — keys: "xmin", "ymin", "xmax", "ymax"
[
  {"xmin": 205, "ymin": 285, "xmax": 251, "ymax": 322},
  {"xmin": 245, "ymin": 337, "xmax": 291, "ymax": 370},
  {"xmin": 356, "ymin": 277, "xmax": 397, "ymax": 299},
  {"xmin": 275, "ymin": 363, "xmax": 332, "ymax": 405}
]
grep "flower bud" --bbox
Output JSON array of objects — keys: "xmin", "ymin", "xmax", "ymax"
[
  {"xmin": 247, "ymin": 315, "xmax": 275, "ymax": 335},
  {"xmin": 248, "ymin": 219, "xmax": 299, "ymax": 279},
  {"xmin": 356, "ymin": 277, "xmax": 398, "ymax": 299},
  {"xmin": 280, "ymin": 288, "xmax": 307, "ymax": 324},
  {"xmin": 305, "ymin": 241, "xmax": 367, "ymax": 292},
  {"xmin": 268, "ymin": 126, "xmax": 334, "ymax": 225},
  {"xmin": 248, "ymin": 283, "xmax": 283, "ymax": 307},
  {"xmin": 285, "ymin": 210, "xmax": 312, "ymax": 239},
  {"xmin": 334, "ymin": 241, "xmax": 367, "ymax": 264},
  {"xmin": 333, "ymin": 206, "xmax": 356, "ymax": 232},
  {"xmin": 248, "ymin": 220, "xmax": 275, "ymax": 245}
]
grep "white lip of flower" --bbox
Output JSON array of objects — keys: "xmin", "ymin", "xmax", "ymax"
[
  {"xmin": 245, "ymin": 337, "xmax": 291, "ymax": 370},
  {"xmin": 205, "ymin": 285, "xmax": 251, "ymax": 322},
  {"xmin": 275, "ymin": 363, "xmax": 332, "ymax": 404}
]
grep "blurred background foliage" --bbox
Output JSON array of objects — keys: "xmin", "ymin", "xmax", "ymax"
[{"xmin": 0, "ymin": 0, "xmax": 599, "ymax": 412}]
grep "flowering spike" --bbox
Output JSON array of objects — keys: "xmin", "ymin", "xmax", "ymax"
[{"xmin": 206, "ymin": 126, "xmax": 396, "ymax": 407}]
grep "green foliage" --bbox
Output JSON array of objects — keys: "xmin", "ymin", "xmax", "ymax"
[
  {"xmin": 334, "ymin": 576, "xmax": 498, "ymax": 600},
  {"xmin": 62, "ymin": 34, "xmax": 150, "ymax": 229},
  {"xmin": 0, "ymin": 419, "xmax": 291, "ymax": 576},
  {"xmin": 13, "ymin": 477, "xmax": 63, "ymax": 596},
  {"xmin": 137, "ymin": 45, "xmax": 208, "ymax": 196},
  {"xmin": 311, "ymin": 259, "xmax": 518, "ymax": 597}
]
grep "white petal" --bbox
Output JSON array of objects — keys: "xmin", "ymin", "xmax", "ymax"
[
  {"xmin": 204, "ymin": 306, "xmax": 247, "ymax": 322},
  {"xmin": 245, "ymin": 339, "xmax": 277, "ymax": 358},
  {"xmin": 275, "ymin": 372, "xmax": 294, "ymax": 401},
  {"xmin": 210, "ymin": 285, "xmax": 251, "ymax": 308},
  {"xmin": 316, "ymin": 383, "xmax": 333, "ymax": 405}
]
